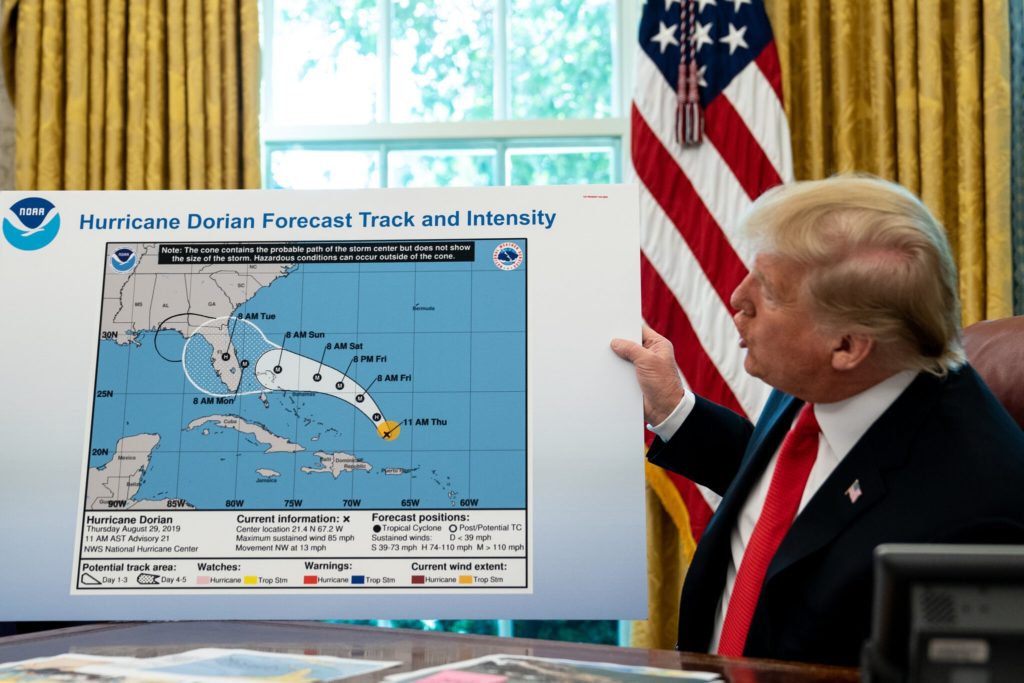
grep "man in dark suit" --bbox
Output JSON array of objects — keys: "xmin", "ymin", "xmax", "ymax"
[{"xmin": 611, "ymin": 176, "xmax": 1024, "ymax": 667}]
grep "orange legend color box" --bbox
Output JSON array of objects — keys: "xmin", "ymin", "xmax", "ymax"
[
  {"xmin": 303, "ymin": 575, "xmax": 318, "ymax": 585},
  {"xmin": 458, "ymin": 575, "xmax": 474, "ymax": 584}
]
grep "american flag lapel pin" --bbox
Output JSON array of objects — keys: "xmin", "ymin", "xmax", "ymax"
[{"xmin": 845, "ymin": 479, "xmax": 863, "ymax": 504}]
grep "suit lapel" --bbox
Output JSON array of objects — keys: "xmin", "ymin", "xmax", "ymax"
[
  {"xmin": 765, "ymin": 372, "xmax": 942, "ymax": 583},
  {"xmin": 703, "ymin": 393, "xmax": 803, "ymax": 542}
]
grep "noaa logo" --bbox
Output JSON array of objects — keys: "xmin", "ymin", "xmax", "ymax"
[
  {"xmin": 493, "ymin": 242, "xmax": 524, "ymax": 271},
  {"xmin": 110, "ymin": 247, "xmax": 138, "ymax": 272},
  {"xmin": 3, "ymin": 197, "xmax": 61, "ymax": 251}
]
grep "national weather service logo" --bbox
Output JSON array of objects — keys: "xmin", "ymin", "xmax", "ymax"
[
  {"xmin": 3, "ymin": 197, "xmax": 61, "ymax": 251},
  {"xmin": 110, "ymin": 247, "xmax": 138, "ymax": 272},
  {"xmin": 493, "ymin": 242, "xmax": 524, "ymax": 271}
]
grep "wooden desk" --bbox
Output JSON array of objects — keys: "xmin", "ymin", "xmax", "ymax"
[{"xmin": 0, "ymin": 621, "xmax": 857, "ymax": 683}]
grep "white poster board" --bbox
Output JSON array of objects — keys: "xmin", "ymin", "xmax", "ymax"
[{"xmin": 0, "ymin": 184, "xmax": 646, "ymax": 620}]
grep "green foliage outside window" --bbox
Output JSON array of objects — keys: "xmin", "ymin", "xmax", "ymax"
[
  {"xmin": 508, "ymin": 620, "xmax": 618, "ymax": 644},
  {"xmin": 509, "ymin": 150, "xmax": 612, "ymax": 186},
  {"xmin": 327, "ymin": 620, "xmax": 618, "ymax": 644},
  {"xmin": 281, "ymin": 0, "xmax": 611, "ymax": 122},
  {"xmin": 508, "ymin": 0, "xmax": 613, "ymax": 120},
  {"xmin": 269, "ymin": 0, "xmax": 618, "ymax": 189}
]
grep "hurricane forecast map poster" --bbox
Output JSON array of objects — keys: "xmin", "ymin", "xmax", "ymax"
[
  {"xmin": 84, "ymin": 239, "xmax": 527, "ymax": 591},
  {"xmin": 0, "ymin": 186, "xmax": 644, "ymax": 620}
]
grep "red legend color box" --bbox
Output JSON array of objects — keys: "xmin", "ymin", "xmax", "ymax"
[
  {"xmin": 411, "ymin": 575, "xmax": 425, "ymax": 584},
  {"xmin": 303, "ymin": 575, "xmax": 318, "ymax": 585}
]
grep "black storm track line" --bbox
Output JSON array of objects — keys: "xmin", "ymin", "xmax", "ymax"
[{"xmin": 153, "ymin": 312, "xmax": 217, "ymax": 363}]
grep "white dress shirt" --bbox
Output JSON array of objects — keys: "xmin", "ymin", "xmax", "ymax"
[{"xmin": 650, "ymin": 370, "xmax": 917, "ymax": 652}]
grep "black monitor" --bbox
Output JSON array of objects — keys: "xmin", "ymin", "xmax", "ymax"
[{"xmin": 861, "ymin": 544, "xmax": 1024, "ymax": 683}]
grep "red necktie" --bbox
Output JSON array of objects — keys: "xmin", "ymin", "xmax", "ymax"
[{"xmin": 717, "ymin": 403, "xmax": 820, "ymax": 657}]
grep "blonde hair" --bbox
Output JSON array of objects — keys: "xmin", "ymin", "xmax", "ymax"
[{"xmin": 742, "ymin": 175, "xmax": 964, "ymax": 376}]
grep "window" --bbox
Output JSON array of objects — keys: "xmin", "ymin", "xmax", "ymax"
[
  {"xmin": 327, "ymin": 620, "xmax": 629, "ymax": 645},
  {"xmin": 262, "ymin": 0, "xmax": 636, "ymax": 189},
  {"xmin": 260, "ymin": 0, "xmax": 636, "ymax": 645}
]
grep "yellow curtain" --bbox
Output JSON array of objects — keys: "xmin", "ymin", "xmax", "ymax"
[
  {"xmin": 766, "ymin": 0, "xmax": 1013, "ymax": 324},
  {"xmin": 0, "ymin": 0, "xmax": 260, "ymax": 190},
  {"xmin": 635, "ymin": 0, "xmax": 1014, "ymax": 650},
  {"xmin": 631, "ymin": 462, "xmax": 694, "ymax": 649}
]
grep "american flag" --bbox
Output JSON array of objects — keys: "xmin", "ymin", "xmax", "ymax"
[
  {"xmin": 845, "ymin": 479, "xmax": 863, "ymax": 504},
  {"xmin": 632, "ymin": 0, "xmax": 793, "ymax": 540}
]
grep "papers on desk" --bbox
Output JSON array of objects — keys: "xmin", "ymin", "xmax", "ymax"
[
  {"xmin": 383, "ymin": 654, "xmax": 724, "ymax": 682},
  {"xmin": 0, "ymin": 647, "xmax": 400, "ymax": 683}
]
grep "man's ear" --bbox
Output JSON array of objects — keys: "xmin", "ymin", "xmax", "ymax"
[{"xmin": 831, "ymin": 333, "xmax": 875, "ymax": 371}]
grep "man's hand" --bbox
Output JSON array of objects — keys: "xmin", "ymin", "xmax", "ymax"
[{"xmin": 610, "ymin": 325, "xmax": 686, "ymax": 425}]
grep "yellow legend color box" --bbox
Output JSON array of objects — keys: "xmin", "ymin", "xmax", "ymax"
[
  {"xmin": 458, "ymin": 575, "xmax": 474, "ymax": 584},
  {"xmin": 243, "ymin": 576, "xmax": 258, "ymax": 585}
]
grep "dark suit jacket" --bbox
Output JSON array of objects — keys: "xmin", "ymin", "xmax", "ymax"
[{"xmin": 647, "ymin": 366, "xmax": 1024, "ymax": 666}]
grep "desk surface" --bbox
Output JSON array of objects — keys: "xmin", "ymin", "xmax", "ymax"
[{"xmin": 0, "ymin": 621, "xmax": 858, "ymax": 683}]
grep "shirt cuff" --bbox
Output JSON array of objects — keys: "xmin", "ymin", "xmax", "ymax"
[{"xmin": 647, "ymin": 391, "xmax": 696, "ymax": 442}]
